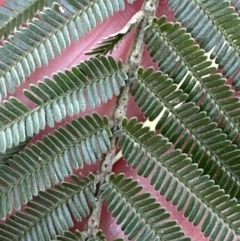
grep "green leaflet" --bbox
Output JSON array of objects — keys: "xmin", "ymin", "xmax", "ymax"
[
  {"xmin": 118, "ymin": 118, "xmax": 240, "ymax": 240},
  {"xmin": 0, "ymin": 55, "xmax": 127, "ymax": 153},
  {"xmin": 0, "ymin": 113, "xmax": 111, "ymax": 219},
  {"xmin": 0, "ymin": 97, "xmax": 30, "ymax": 153},
  {"xmin": 100, "ymin": 173, "xmax": 191, "ymax": 241},
  {"xmin": 0, "ymin": 174, "xmax": 96, "ymax": 241},
  {"xmin": 167, "ymin": 0, "xmax": 240, "ymax": 90},
  {"xmin": 0, "ymin": 0, "xmax": 134, "ymax": 98}
]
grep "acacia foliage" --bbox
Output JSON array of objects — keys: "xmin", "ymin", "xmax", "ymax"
[{"xmin": 0, "ymin": 0, "xmax": 240, "ymax": 241}]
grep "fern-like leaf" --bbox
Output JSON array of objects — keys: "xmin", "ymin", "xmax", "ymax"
[
  {"xmin": 166, "ymin": 0, "xmax": 240, "ymax": 90},
  {"xmin": 0, "ymin": 0, "xmax": 44, "ymax": 40},
  {"xmin": 0, "ymin": 55, "xmax": 126, "ymax": 153},
  {"xmin": 118, "ymin": 118, "xmax": 240, "ymax": 240},
  {"xmin": 0, "ymin": 113, "xmax": 111, "ymax": 219},
  {"xmin": 52, "ymin": 229, "xmax": 123, "ymax": 241},
  {"xmin": 145, "ymin": 17, "xmax": 240, "ymax": 147},
  {"xmin": 86, "ymin": 11, "xmax": 143, "ymax": 55},
  {"xmin": 0, "ymin": 97, "xmax": 31, "ymax": 152},
  {"xmin": 100, "ymin": 173, "xmax": 190, "ymax": 241},
  {"xmin": 0, "ymin": 173, "xmax": 96, "ymax": 241},
  {"xmin": 132, "ymin": 67, "xmax": 240, "ymax": 199},
  {"xmin": 0, "ymin": 0, "xmax": 133, "ymax": 98}
]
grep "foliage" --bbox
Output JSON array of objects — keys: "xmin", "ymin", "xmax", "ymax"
[{"xmin": 0, "ymin": 0, "xmax": 240, "ymax": 241}]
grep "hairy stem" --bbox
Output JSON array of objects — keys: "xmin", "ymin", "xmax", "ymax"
[{"xmin": 85, "ymin": 0, "xmax": 159, "ymax": 238}]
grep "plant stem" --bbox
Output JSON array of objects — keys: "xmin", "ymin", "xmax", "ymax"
[
  {"xmin": 127, "ymin": 0, "xmax": 160, "ymax": 66},
  {"xmin": 85, "ymin": 0, "xmax": 159, "ymax": 238},
  {"xmin": 114, "ymin": 0, "xmax": 160, "ymax": 124}
]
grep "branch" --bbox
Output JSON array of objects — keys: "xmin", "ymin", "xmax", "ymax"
[
  {"xmin": 85, "ymin": 0, "xmax": 159, "ymax": 238},
  {"xmin": 114, "ymin": 0, "xmax": 160, "ymax": 125}
]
